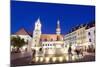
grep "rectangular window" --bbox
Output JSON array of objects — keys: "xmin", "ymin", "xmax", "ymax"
[
  {"xmin": 35, "ymin": 40, "xmax": 36, "ymax": 42},
  {"xmin": 43, "ymin": 44, "xmax": 44, "ymax": 46},
  {"xmin": 88, "ymin": 32, "xmax": 91, "ymax": 35},
  {"xmin": 94, "ymin": 30, "xmax": 95, "ymax": 34},
  {"xmin": 89, "ymin": 39, "xmax": 91, "ymax": 42}
]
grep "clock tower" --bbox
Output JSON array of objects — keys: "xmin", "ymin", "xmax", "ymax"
[{"xmin": 32, "ymin": 18, "xmax": 42, "ymax": 56}]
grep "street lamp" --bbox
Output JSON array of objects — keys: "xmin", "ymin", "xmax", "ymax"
[
  {"xmin": 65, "ymin": 56, "xmax": 69, "ymax": 61},
  {"xmin": 72, "ymin": 55, "xmax": 75, "ymax": 61},
  {"xmin": 58, "ymin": 56, "xmax": 63, "ymax": 62},
  {"xmin": 52, "ymin": 57, "xmax": 56, "ymax": 62},
  {"xmin": 45, "ymin": 57, "xmax": 50, "ymax": 63},
  {"xmin": 40, "ymin": 57, "xmax": 44, "ymax": 62},
  {"xmin": 35, "ymin": 57, "xmax": 39, "ymax": 62}
]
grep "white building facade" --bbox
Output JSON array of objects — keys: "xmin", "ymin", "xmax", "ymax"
[
  {"xmin": 64, "ymin": 23, "xmax": 95, "ymax": 51},
  {"xmin": 64, "ymin": 26, "xmax": 88, "ymax": 51},
  {"xmin": 32, "ymin": 18, "xmax": 42, "ymax": 56},
  {"xmin": 85, "ymin": 26, "xmax": 95, "ymax": 49},
  {"xmin": 32, "ymin": 19, "xmax": 67, "ymax": 56},
  {"xmin": 41, "ymin": 41, "xmax": 65, "ymax": 56},
  {"xmin": 64, "ymin": 31, "xmax": 77, "ymax": 50},
  {"xmin": 11, "ymin": 28, "xmax": 32, "ymax": 52}
]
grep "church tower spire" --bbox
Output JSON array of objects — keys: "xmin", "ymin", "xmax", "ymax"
[
  {"xmin": 32, "ymin": 18, "xmax": 42, "ymax": 56},
  {"xmin": 56, "ymin": 20, "xmax": 61, "ymax": 35}
]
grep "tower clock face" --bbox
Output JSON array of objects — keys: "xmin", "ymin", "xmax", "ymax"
[{"xmin": 35, "ymin": 23, "xmax": 41, "ymax": 30}]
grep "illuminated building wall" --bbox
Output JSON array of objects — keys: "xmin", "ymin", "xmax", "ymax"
[
  {"xmin": 64, "ymin": 25, "xmax": 87, "ymax": 50},
  {"xmin": 41, "ymin": 41, "xmax": 65, "ymax": 55},
  {"xmin": 86, "ymin": 26, "xmax": 95, "ymax": 49},
  {"xmin": 11, "ymin": 28, "xmax": 32, "ymax": 52}
]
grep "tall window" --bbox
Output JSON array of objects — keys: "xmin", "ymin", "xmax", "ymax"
[
  {"xmin": 89, "ymin": 39, "xmax": 91, "ymax": 42},
  {"xmin": 88, "ymin": 32, "xmax": 91, "ymax": 35},
  {"xmin": 45, "ymin": 39, "xmax": 47, "ymax": 41},
  {"xmin": 94, "ymin": 30, "xmax": 95, "ymax": 34},
  {"xmin": 40, "ymin": 39, "xmax": 42, "ymax": 41},
  {"xmin": 57, "ymin": 35, "xmax": 60, "ymax": 41},
  {"xmin": 51, "ymin": 38, "xmax": 53, "ymax": 41},
  {"xmin": 35, "ymin": 40, "xmax": 37, "ymax": 42}
]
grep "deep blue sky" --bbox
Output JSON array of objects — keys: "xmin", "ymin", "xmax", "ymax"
[{"xmin": 11, "ymin": 1, "xmax": 95, "ymax": 34}]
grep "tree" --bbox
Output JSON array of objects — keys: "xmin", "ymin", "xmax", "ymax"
[{"xmin": 11, "ymin": 36, "xmax": 26, "ymax": 52}]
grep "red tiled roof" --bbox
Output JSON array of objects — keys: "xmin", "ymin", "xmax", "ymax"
[
  {"xmin": 40, "ymin": 34, "xmax": 63, "ymax": 41},
  {"xmin": 15, "ymin": 28, "xmax": 29, "ymax": 35}
]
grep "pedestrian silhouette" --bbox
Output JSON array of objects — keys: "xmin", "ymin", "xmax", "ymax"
[
  {"xmin": 32, "ymin": 49, "xmax": 36, "ymax": 58},
  {"xmin": 68, "ymin": 46, "xmax": 72, "ymax": 55},
  {"xmin": 68, "ymin": 46, "xmax": 73, "ymax": 61}
]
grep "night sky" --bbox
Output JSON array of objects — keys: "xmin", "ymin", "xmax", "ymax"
[{"xmin": 11, "ymin": 1, "xmax": 95, "ymax": 34}]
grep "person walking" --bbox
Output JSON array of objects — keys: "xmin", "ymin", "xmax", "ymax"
[
  {"xmin": 68, "ymin": 46, "xmax": 73, "ymax": 61},
  {"xmin": 30, "ymin": 49, "xmax": 36, "ymax": 63},
  {"xmin": 68, "ymin": 46, "xmax": 72, "ymax": 55},
  {"xmin": 75, "ymin": 48, "xmax": 80, "ymax": 58},
  {"xmin": 32, "ymin": 49, "xmax": 36, "ymax": 58}
]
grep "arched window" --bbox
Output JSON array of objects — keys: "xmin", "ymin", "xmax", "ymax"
[
  {"xmin": 89, "ymin": 39, "xmax": 91, "ymax": 42},
  {"xmin": 57, "ymin": 35, "xmax": 60, "ymax": 41},
  {"xmin": 51, "ymin": 38, "xmax": 53, "ymax": 41},
  {"xmin": 40, "ymin": 39, "xmax": 42, "ymax": 42},
  {"xmin": 94, "ymin": 30, "xmax": 95, "ymax": 34},
  {"xmin": 45, "ymin": 39, "xmax": 47, "ymax": 41},
  {"xmin": 88, "ymin": 32, "xmax": 91, "ymax": 35}
]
